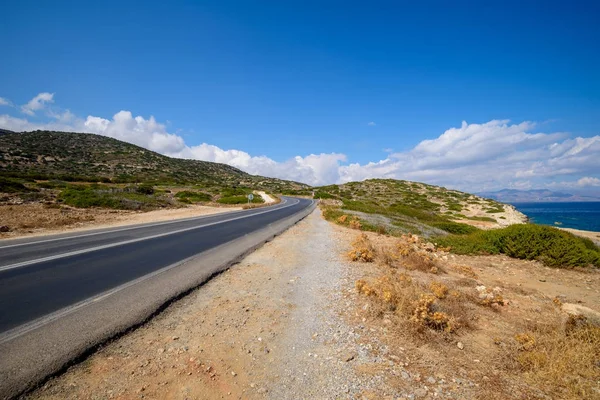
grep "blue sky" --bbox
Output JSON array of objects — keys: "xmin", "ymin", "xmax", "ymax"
[{"xmin": 1, "ymin": 1, "xmax": 599, "ymax": 193}]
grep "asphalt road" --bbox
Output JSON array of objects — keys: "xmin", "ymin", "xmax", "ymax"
[{"xmin": 0, "ymin": 197, "xmax": 313, "ymax": 336}]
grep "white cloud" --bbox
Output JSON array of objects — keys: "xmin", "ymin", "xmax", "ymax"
[
  {"xmin": 577, "ymin": 177, "xmax": 600, "ymax": 187},
  {"xmin": 368, "ymin": 121, "xmax": 376, "ymax": 126},
  {"xmin": 0, "ymin": 97, "xmax": 12, "ymax": 107},
  {"xmin": 21, "ymin": 92, "xmax": 54, "ymax": 116},
  {"xmin": 1, "ymin": 93, "xmax": 598, "ymax": 192}
]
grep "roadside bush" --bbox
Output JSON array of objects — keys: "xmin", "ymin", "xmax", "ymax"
[
  {"xmin": 0, "ymin": 177, "xmax": 31, "ymax": 193},
  {"xmin": 176, "ymin": 190, "xmax": 212, "ymax": 203},
  {"xmin": 136, "ymin": 183, "xmax": 155, "ymax": 195},
  {"xmin": 436, "ymin": 224, "xmax": 600, "ymax": 268},
  {"xmin": 58, "ymin": 184, "xmax": 168, "ymax": 210},
  {"xmin": 218, "ymin": 195, "xmax": 263, "ymax": 205}
]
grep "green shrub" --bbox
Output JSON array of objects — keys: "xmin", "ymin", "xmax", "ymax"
[
  {"xmin": 221, "ymin": 188, "xmax": 249, "ymax": 197},
  {"xmin": 314, "ymin": 190, "xmax": 338, "ymax": 199},
  {"xmin": 58, "ymin": 184, "xmax": 167, "ymax": 210},
  {"xmin": 436, "ymin": 224, "xmax": 600, "ymax": 269},
  {"xmin": 0, "ymin": 177, "xmax": 31, "ymax": 193},
  {"xmin": 432, "ymin": 221, "xmax": 479, "ymax": 235},
  {"xmin": 218, "ymin": 195, "xmax": 263, "ymax": 205},
  {"xmin": 176, "ymin": 191, "xmax": 212, "ymax": 202},
  {"xmin": 136, "ymin": 184, "xmax": 155, "ymax": 195}
]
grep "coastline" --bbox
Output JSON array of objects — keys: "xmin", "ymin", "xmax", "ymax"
[{"xmin": 559, "ymin": 227, "xmax": 600, "ymax": 246}]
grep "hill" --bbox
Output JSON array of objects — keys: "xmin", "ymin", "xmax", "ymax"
[
  {"xmin": 0, "ymin": 130, "xmax": 308, "ymax": 192},
  {"xmin": 478, "ymin": 188, "xmax": 600, "ymax": 203},
  {"xmin": 314, "ymin": 179, "xmax": 527, "ymax": 237}
]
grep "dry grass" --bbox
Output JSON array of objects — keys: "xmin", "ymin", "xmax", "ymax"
[
  {"xmin": 343, "ymin": 228, "xmax": 600, "ymax": 399},
  {"xmin": 349, "ymin": 233, "xmax": 475, "ymax": 337},
  {"xmin": 508, "ymin": 315, "xmax": 600, "ymax": 399},
  {"xmin": 449, "ymin": 264, "xmax": 479, "ymax": 279},
  {"xmin": 0, "ymin": 203, "xmax": 96, "ymax": 233},
  {"xmin": 348, "ymin": 234, "xmax": 375, "ymax": 262}
]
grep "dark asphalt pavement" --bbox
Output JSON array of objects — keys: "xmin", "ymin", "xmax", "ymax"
[{"xmin": 0, "ymin": 197, "xmax": 313, "ymax": 334}]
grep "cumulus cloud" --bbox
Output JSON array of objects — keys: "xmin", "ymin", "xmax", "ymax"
[
  {"xmin": 21, "ymin": 92, "xmax": 54, "ymax": 116},
  {"xmin": 577, "ymin": 177, "xmax": 600, "ymax": 187},
  {"xmin": 0, "ymin": 97, "xmax": 12, "ymax": 107},
  {"xmin": 0, "ymin": 93, "xmax": 598, "ymax": 191},
  {"xmin": 339, "ymin": 120, "xmax": 598, "ymax": 192}
]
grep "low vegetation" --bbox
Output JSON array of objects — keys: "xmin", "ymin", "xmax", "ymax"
[
  {"xmin": 510, "ymin": 316, "xmax": 600, "ymax": 399},
  {"xmin": 436, "ymin": 224, "xmax": 600, "ymax": 268},
  {"xmin": 346, "ymin": 230, "xmax": 600, "ymax": 399},
  {"xmin": 0, "ymin": 129, "xmax": 308, "ymax": 192},
  {"xmin": 57, "ymin": 184, "xmax": 171, "ymax": 210}
]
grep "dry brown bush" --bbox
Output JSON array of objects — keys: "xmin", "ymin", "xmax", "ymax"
[
  {"xmin": 450, "ymin": 264, "xmax": 479, "ymax": 279},
  {"xmin": 348, "ymin": 216, "xmax": 362, "ymax": 230},
  {"xmin": 348, "ymin": 234, "xmax": 375, "ymax": 262},
  {"xmin": 508, "ymin": 315, "xmax": 600, "ymax": 399},
  {"xmin": 429, "ymin": 281, "xmax": 449, "ymax": 299}
]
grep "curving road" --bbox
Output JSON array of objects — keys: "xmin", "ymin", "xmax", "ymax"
[{"xmin": 0, "ymin": 196, "xmax": 313, "ymax": 337}]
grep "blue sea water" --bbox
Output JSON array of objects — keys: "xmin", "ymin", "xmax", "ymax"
[{"xmin": 511, "ymin": 202, "xmax": 600, "ymax": 232}]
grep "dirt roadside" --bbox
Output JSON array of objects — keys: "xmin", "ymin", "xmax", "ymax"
[
  {"xmin": 0, "ymin": 203, "xmax": 241, "ymax": 240},
  {"xmin": 25, "ymin": 210, "xmax": 600, "ymax": 399}
]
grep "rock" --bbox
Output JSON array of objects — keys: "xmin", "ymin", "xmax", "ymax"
[
  {"xmin": 414, "ymin": 388, "xmax": 427, "ymax": 398},
  {"xmin": 343, "ymin": 352, "xmax": 356, "ymax": 362},
  {"xmin": 427, "ymin": 377, "xmax": 436, "ymax": 384},
  {"xmin": 172, "ymin": 336, "xmax": 179, "ymax": 341},
  {"xmin": 562, "ymin": 303, "xmax": 600, "ymax": 324},
  {"xmin": 423, "ymin": 242, "xmax": 436, "ymax": 252},
  {"xmin": 0, "ymin": 226, "xmax": 10, "ymax": 232},
  {"xmin": 231, "ymin": 371, "xmax": 237, "ymax": 376},
  {"xmin": 457, "ymin": 342, "xmax": 464, "ymax": 350},
  {"xmin": 401, "ymin": 371, "xmax": 410, "ymax": 379}
]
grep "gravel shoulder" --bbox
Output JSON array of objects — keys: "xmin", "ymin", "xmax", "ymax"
[
  {"xmin": 27, "ymin": 210, "xmax": 383, "ymax": 399},
  {"xmin": 0, "ymin": 203, "xmax": 241, "ymax": 241},
  {"xmin": 24, "ymin": 209, "xmax": 600, "ymax": 400}
]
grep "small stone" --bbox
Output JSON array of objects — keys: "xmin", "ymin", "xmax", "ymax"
[
  {"xmin": 457, "ymin": 342, "xmax": 464, "ymax": 350},
  {"xmin": 427, "ymin": 377, "xmax": 436, "ymax": 384},
  {"xmin": 231, "ymin": 371, "xmax": 237, "ymax": 377},
  {"xmin": 343, "ymin": 352, "xmax": 356, "ymax": 362},
  {"xmin": 0, "ymin": 226, "xmax": 9, "ymax": 233},
  {"xmin": 172, "ymin": 336, "xmax": 179, "ymax": 341}
]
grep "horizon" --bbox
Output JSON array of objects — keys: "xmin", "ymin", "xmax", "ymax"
[{"xmin": 1, "ymin": 1, "xmax": 599, "ymax": 195}]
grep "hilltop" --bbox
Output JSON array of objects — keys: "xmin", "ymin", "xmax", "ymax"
[
  {"xmin": 314, "ymin": 179, "xmax": 527, "ymax": 237},
  {"xmin": 0, "ymin": 130, "xmax": 308, "ymax": 192}
]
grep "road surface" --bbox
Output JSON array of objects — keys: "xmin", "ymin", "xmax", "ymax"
[{"xmin": 0, "ymin": 196, "xmax": 313, "ymax": 338}]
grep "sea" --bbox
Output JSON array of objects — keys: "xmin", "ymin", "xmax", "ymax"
[{"xmin": 510, "ymin": 202, "xmax": 600, "ymax": 232}]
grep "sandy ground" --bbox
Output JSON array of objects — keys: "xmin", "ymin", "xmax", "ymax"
[
  {"xmin": 559, "ymin": 227, "xmax": 600, "ymax": 245},
  {"xmin": 25, "ymin": 211, "xmax": 600, "ymax": 400},
  {"xmin": 0, "ymin": 204, "xmax": 241, "ymax": 241},
  {"xmin": 254, "ymin": 191, "xmax": 276, "ymax": 204}
]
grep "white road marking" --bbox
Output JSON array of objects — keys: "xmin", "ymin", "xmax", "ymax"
[
  {"xmin": 0, "ymin": 198, "xmax": 289, "ymax": 250},
  {"xmin": 0, "ymin": 198, "xmax": 301, "ymax": 272},
  {"xmin": 0, "ymin": 198, "xmax": 314, "ymax": 343},
  {"xmin": 0, "ymin": 251, "xmax": 205, "ymax": 344}
]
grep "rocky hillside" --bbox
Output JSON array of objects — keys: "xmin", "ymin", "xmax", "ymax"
[
  {"xmin": 0, "ymin": 130, "xmax": 308, "ymax": 192},
  {"xmin": 316, "ymin": 179, "xmax": 527, "ymax": 237}
]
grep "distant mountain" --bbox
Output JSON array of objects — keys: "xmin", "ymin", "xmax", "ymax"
[
  {"xmin": 0, "ymin": 130, "xmax": 309, "ymax": 192},
  {"xmin": 478, "ymin": 189, "xmax": 600, "ymax": 203}
]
